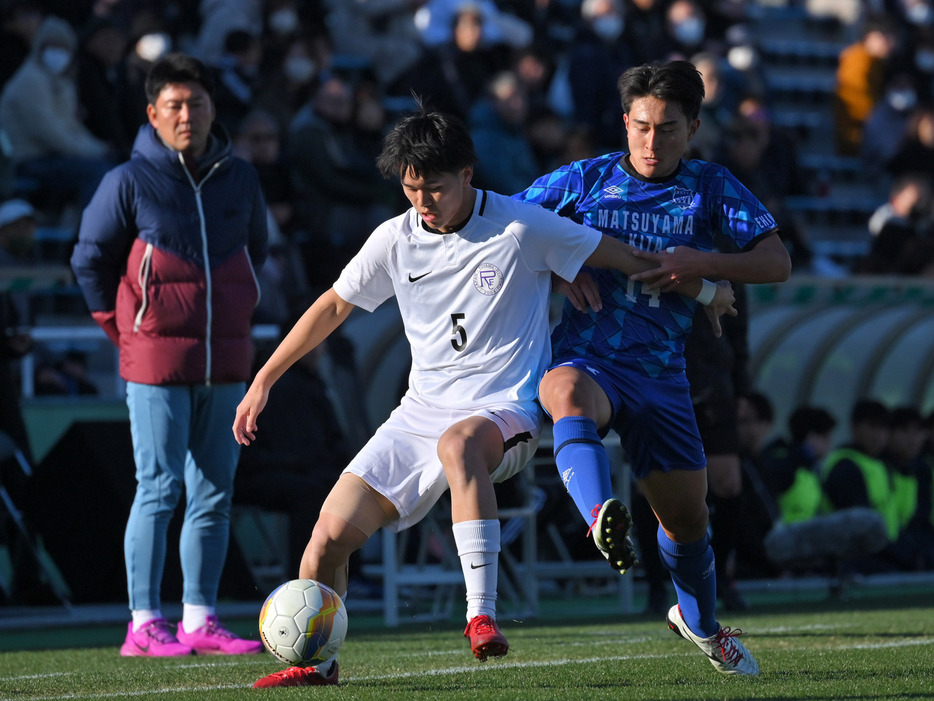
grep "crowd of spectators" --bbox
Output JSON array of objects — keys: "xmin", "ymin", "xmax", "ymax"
[
  {"xmin": 0, "ymin": 1, "xmax": 932, "ymax": 293},
  {"xmin": 835, "ymin": 5, "xmax": 934, "ymax": 275},
  {"xmin": 728, "ymin": 394, "xmax": 934, "ymax": 584},
  {"xmin": 623, "ymin": 387, "xmax": 933, "ymax": 614},
  {"xmin": 623, "ymin": 385, "xmax": 934, "ymax": 613}
]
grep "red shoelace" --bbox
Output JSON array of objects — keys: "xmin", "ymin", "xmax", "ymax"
[
  {"xmin": 586, "ymin": 503, "xmax": 602, "ymax": 538},
  {"xmin": 710, "ymin": 627, "xmax": 746, "ymax": 664}
]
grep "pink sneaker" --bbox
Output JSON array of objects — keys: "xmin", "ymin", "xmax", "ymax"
[
  {"xmin": 119, "ymin": 619, "xmax": 194, "ymax": 657},
  {"xmin": 176, "ymin": 615, "xmax": 263, "ymax": 655}
]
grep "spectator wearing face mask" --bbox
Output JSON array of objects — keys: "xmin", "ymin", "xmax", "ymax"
[
  {"xmin": 563, "ymin": 0, "xmax": 634, "ymax": 152},
  {"xmin": 0, "ymin": 15, "xmax": 117, "ymax": 218},
  {"xmin": 254, "ymin": 31, "xmax": 331, "ymax": 130},
  {"xmin": 665, "ymin": 0, "xmax": 710, "ymax": 59},
  {"xmin": 861, "ymin": 73, "xmax": 919, "ymax": 172}
]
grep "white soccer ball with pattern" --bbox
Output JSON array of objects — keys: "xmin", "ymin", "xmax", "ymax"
[{"xmin": 258, "ymin": 579, "xmax": 348, "ymax": 666}]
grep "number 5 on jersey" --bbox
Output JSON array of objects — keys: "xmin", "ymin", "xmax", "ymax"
[{"xmin": 451, "ymin": 313, "xmax": 467, "ymax": 351}]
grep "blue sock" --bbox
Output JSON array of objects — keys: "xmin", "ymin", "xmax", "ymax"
[
  {"xmin": 656, "ymin": 526, "xmax": 718, "ymax": 637},
  {"xmin": 552, "ymin": 416, "xmax": 613, "ymax": 524}
]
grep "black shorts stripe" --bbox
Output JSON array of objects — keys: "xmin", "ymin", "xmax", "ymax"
[{"xmin": 504, "ymin": 430, "xmax": 534, "ymax": 452}]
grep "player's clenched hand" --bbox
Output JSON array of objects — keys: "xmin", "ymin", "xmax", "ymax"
[
  {"xmin": 630, "ymin": 246, "xmax": 709, "ymax": 292},
  {"xmin": 553, "ymin": 270, "xmax": 602, "ymax": 313},
  {"xmin": 704, "ymin": 280, "xmax": 738, "ymax": 338},
  {"xmin": 232, "ymin": 382, "xmax": 270, "ymax": 446}
]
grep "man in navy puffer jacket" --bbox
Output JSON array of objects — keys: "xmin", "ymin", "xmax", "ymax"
[{"xmin": 71, "ymin": 53, "xmax": 268, "ymax": 657}]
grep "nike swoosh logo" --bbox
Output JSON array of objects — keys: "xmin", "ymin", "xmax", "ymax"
[
  {"xmin": 408, "ymin": 271, "xmax": 431, "ymax": 282},
  {"xmin": 470, "ymin": 561, "xmax": 492, "ymax": 569}
]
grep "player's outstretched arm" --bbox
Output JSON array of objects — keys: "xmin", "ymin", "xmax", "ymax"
[
  {"xmin": 583, "ymin": 234, "xmax": 732, "ymax": 309},
  {"xmin": 233, "ymin": 288, "xmax": 355, "ymax": 445},
  {"xmin": 629, "ymin": 234, "xmax": 792, "ymax": 290}
]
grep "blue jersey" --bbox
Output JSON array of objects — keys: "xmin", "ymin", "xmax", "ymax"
[{"xmin": 514, "ymin": 152, "xmax": 778, "ymax": 378}]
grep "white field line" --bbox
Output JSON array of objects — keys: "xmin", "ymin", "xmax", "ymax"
[{"xmin": 1, "ymin": 637, "xmax": 933, "ymax": 700}]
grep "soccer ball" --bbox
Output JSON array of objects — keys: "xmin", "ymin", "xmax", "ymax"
[{"xmin": 258, "ymin": 579, "xmax": 348, "ymax": 666}]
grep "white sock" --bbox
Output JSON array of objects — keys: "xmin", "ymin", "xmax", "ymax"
[
  {"xmin": 313, "ymin": 656, "xmax": 338, "ymax": 676},
  {"xmin": 182, "ymin": 603, "xmax": 215, "ymax": 632},
  {"xmin": 131, "ymin": 609, "xmax": 162, "ymax": 632},
  {"xmin": 452, "ymin": 519, "xmax": 500, "ymax": 621}
]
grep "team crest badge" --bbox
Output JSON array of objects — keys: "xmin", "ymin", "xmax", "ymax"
[
  {"xmin": 473, "ymin": 263, "xmax": 503, "ymax": 296},
  {"xmin": 672, "ymin": 187, "xmax": 694, "ymax": 208}
]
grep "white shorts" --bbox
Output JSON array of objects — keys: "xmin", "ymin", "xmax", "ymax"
[{"xmin": 343, "ymin": 394, "xmax": 541, "ymax": 532}]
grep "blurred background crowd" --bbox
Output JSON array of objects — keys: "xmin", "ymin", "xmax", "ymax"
[
  {"xmin": 2, "ymin": 0, "xmax": 934, "ymax": 606},
  {"xmin": 1, "ymin": 0, "xmax": 934, "ymax": 313}
]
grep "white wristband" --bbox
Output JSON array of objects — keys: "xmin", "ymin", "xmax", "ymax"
[{"xmin": 694, "ymin": 279, "xmax": 717, "ymax": 306}]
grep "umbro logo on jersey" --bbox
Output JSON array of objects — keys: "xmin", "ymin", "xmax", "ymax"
[
  {"xmin": 602, "ymin": 185, "xmax": 624, "ymax": 199},
  {"xmin": 408, "ymin": 271, "xmax": 431, "ymax": 282}
]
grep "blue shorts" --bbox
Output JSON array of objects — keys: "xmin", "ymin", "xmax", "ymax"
[{"xmin": 551, "ymin": 357, "xmax": 706, "ymax": 480}]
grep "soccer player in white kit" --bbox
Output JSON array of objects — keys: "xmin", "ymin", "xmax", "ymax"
[{"xmin": 234, "ymin": 105, "xmax": 735, "ymax": 688}]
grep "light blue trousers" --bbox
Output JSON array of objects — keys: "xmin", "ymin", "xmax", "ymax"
[{"xmin": 124, "ymin": 381, "xmax": 243, "ymax": 611}]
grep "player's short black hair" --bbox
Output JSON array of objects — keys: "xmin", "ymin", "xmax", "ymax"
[
  {"xmin": 376, "ymin": 98, "xmax": 477, "ymax": 180},
  {"xmin": 889, "ymin": 406, "xmax": 922, "ymax": 430},
  {"xmin": 850, "ymin": 398, "xmax": 890, "ymax": 427},
  {"xmin": 788, "ymin": 406, "xmax": 837, "ymax": 443},
  {"xmin": 145, "ymin": 52, "xmax": 215, "ymax": 104},
  {"xmin": 616, "ymin": 60, "xmax": 705, "ymax": 123},
  {"xmin": 742, "ymin": 391, "xmax": 774, "ymax": 424}
]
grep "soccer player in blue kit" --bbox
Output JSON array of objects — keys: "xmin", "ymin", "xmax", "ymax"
[{"xmin": 514, "ymin": 60, "xmax": 792, "ymax": 676}]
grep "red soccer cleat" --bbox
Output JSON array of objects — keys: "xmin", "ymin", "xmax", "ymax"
[
  {"xmin": 464, "ymin": 615, "xmax": 509, "ymax": 661},
  {"xmin": 253, "ymin": 662, "xmax": 339, "ymax": 688}
]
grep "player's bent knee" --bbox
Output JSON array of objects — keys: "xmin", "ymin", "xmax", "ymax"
[
  {"xmin": 437, "ymin": 418, "xmax": 504, "ymax": 477},
  {"xmin": 656, "ymin": 502, "xmax": 710, "ymax": 543},
  {"xmin": 539, "ymin": 367, "xmax": 607, "ymax": 421}
]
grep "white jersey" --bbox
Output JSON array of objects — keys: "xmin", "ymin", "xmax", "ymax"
[{"xmin": 334, "ymin": 189, "xmax": 602, "ymax": 411}]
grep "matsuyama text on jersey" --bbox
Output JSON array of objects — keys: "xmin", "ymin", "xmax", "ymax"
[
  {"xmin": 333, "ymin": 189, "xmax": 602, "ymax": 410},
  {"xmin": 514, "ymin": 153, "xmax": 778, "ymax": 378}
]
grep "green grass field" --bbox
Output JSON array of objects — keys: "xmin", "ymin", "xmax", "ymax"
[{"xmin": 2, "ymin": 584, "xmax": 933, "ymax": 700}]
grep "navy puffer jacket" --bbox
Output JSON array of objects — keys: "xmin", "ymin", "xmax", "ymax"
[{"xmin": 71, "ymin": 123, "xmax": 268, "ymax": 385}]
